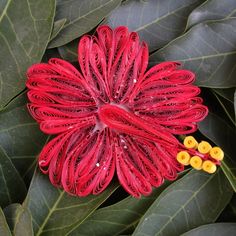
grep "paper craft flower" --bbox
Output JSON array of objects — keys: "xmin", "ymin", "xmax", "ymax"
[{"xmin": 26, "ymin": 25, "xmax": 208, "ymax": 198}]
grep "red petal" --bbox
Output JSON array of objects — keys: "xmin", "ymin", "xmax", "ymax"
[{"xmin": 63, "ymin": 128, "xmax": 115, "ymax": 196}]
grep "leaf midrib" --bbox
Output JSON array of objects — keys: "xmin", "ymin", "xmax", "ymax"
[
  {"xmin": 0, "ymin": 0, "xmax": 12, "ymax": 23},
  {"xmin": 135, "ymin": 1, "xmax": 196, "ymax": 32},
  {"xmin": 151, "ymin": 173, "xmax": 216, "ymax": 236},
  {"xmin": 35, "ymin": 190, "xmax": 65, "ymax": 236},
  {"xmin": 63, "ymin": 0, "xmax": 118, "ymax": 29}
]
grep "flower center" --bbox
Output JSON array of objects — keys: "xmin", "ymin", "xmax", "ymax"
[{"xmin": 98, "ymin": 104, "xmax": 175, "ymax": 146}]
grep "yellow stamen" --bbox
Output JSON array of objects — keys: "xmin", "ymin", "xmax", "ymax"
[
  {"xmin": 209, "ymin": 147, "xmax": 224, "ymax": 161},
  {"xmin": 176, "ymin": 151, "xmax": 190, "ymax": 165},
  {"xmin": 183, "ymin": 136, "xmax": 198, "ymax": 149},
  {"xmin": 190, "ymin": 156, "xmax": 202, "ymax": 170},
  {"xmin": 202, "ymin": 160, "xmax": 217, "ymax": 174},
  {"xmin": 198, "ymin": 141, "xmax": 212, "ymax": 154}
]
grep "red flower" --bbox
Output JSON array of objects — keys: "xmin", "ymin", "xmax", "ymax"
[{"xmin": 26, "ymin": 25, "xmax": 208, "ymax": 198}]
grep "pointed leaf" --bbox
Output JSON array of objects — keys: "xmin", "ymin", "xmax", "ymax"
[
  {"xmin": 68, "ymin": 172, "xmax": 187, "ymax": 236},
  {"xmin": 133, "ymin": 169, "xmax": 233, "ymax": 236},
  {"xmin": 187, "ymin": 0, "xmax": 236, "ymax": 29},
  {"xmin": 0, "ymin": 208, "xmax": 11, "ymax": 236},
  {"xmin": 181, "ymin": 223, "xmax": 236, "ymax": 236},
  {"xmin": 198, "ymin": 112, "xmax": 236, "ymax": 191},
  {"xmin": 58, "ymin": 39, "xmax": 78, "ymax": 62},
  {"xmin": 212, "ymin": 91, "xmax": 235, "ymax": 125},
  {"xmin": 0, "ymin": 92, "xmax": 48, "ymax": 184},
  {"xmin": 48, "ymin": 0, "xmax": 122, "ymax": 48},
  {"xmin": 4, "ymin": 203, "xmax": 33, "ymax": 236},
  {"xmin": 150, "ymin": 18, "xmax": 236, "ymax": 88},
  {"xmin": 24, "ymin": 169, "xmax": 119, "ymax": 236},
  {"xmin": 0, "ymin": 0, "xmax": 56, "ymax": 108},
  {"xmin": 217, "ymin": 194, "xmax": 236, "ymax": 222},
  {"xmin": 0, "ymin": 147, "xmax": 27, "ymax": 208},
  {"xmin": 107, "ymin": 0, "xmax": 205, "ymax": 52},
  {"xmin": 213, "ymin": 88, "xmax": 235, "ymax": 103},
  {"xmin": 50, "ymin": 18, "xmax": 67, "ymax": 41}
]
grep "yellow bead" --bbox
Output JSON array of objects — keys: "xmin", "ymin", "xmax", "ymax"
[
  {"xmin": 190, "ymin": 156, "xmax": 203, "ymax": 170},
  {"xmin": 210, "ymin": 147, "xmax": 224, "ymax": 161},
  {"xmin": 183, "ymin": 136, "xmax": 198, "ymax": 149},
  {"xmin": 202, "ymin": 160, "xmax": 217, "ymax": 174},
  {"xmin": 198, "ymin": 141, "xmax": 212, "ymax": 154},
  {"xmin": 176, "ymin": 151, "xmax": 191, "ymax": 165}
]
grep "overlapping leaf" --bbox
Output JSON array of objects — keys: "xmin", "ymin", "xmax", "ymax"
[
  {"xmin": 48, "ymin": 0, "xmax": 122, "ymax": 48},
  {"xmin": 24, "ymin": 170, "xmax": 119, "ymax": 236},
  {"xmin": 150, "ymin": 18, "xmax": 236, "ymax": 88},
  {"xmin": 0, "ymin": 208, "xmax": 11, "ymax": 236},
  {"xmin": 133, "ymin": 170, "xmax": 233, "ymax": 236},
  {"xmin": 50, "ymin": 18, "xmax": 67, "ymax": 41},
  {"xmin": 107, "ymin": 0, "xmax": 205, "ymax": 52},
  {"xmin": 212, "ymin": 91, "xmax": 235, "ymax": 125},
  {"xmin": 68, "ymin": 172, "xmax": 187, "ymax": 236},
  {"xmin": 0, "ymin": 147, "xmax": 26, "ymax": 208},
  {"xmin": 217, "ymin": 194, "xmax": 236, "ymax": 222},
  {"xmin": 0, "ymin": 0, "xmax": 56, "ymax": 108},
  {"xmin": 4, "ymin": 203, "xmax": 33, "ymax": 236},
  {"xmin": 181, "ymin": 223, "xmax": 236, "ymax": 236},
  {"xmin": 0, "ymin": 92, "xmax": 48, "ymax": 183},
  {"xmin": 213, "ymin": 88, "xmax": 235, "ymax": 103},
  {"xmin": 187, "ymin": 0, "xmax": 236, "ymax": 29},
  {"xmin": 198, "ymin": 112, "xmax": 236, "ymax": 191}
]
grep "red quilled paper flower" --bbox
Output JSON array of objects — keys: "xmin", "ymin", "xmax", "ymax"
[{"xmin": 26, "ymin": 25, "xmax": 208, "ymax": 198}]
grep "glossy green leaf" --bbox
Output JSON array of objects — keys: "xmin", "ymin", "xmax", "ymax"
[
  {"xmin": 50, "ymin": 18, "xmax": 67, "ymax": 41},
  {"xmin": 68, "ymin": 172, "xmax": 187, "ymax": 236},
  {"xmin": 58, "ymin": 39, "xmax": 78, "ymax": 62},
  {"xmin": 133, "ymin": 169, "xmax": 233, "ymax": 236},
  {"xmin": 107, "ymin": 0, "xmax": 205, "ymax": 52},
  {"xmin": 234, "ymin": 90, "xmax": 236, "ymax": 117},
  {"xmin": 0, "ymin": 208, "xmax": 11, "ymax": 236},
  {"xmin": 0, "ymin": 92, "xmax": 48, "ymax": 184},
  {"xmin": 212, "ymin": 91, "xmax": 235, "ymax": 125},
  {"xmin": 48, "ymin": 0, "xmax": 122, "ymax": 48},
  {"xmin": 187, "ymin": 0, "xmax": 236, "ymax": 29},
  {"xmin": 213, "ymin": 88, "xmax": 235, "ymax": 103},
  {"xmin": 198, "ymin": 112, "xmax": 236, "ymax": 191},
  {"xmin": 150, "ymin": 18, "xmax": 236, "ymax": 88},
  {"xmin": 24, "ymin": 169, "xmax": 119, "ymax": 236},
  {"xmin": 4, "ymin": 203, "xmax": 33, "ymax": 236},
  {"xmin": 0, "ymin": 146, "xmax": 27, "ymax": 208},
  {"xmin": 217, "ymin": 194, "xmax": 236, "ymax": 222},
  {"xmin": 0, "ymin": 0, "xmax": 56, "ymax": 108},
  {"xmin": 181, "ymin": 223, "xmax": 236, "ymax": 236}
]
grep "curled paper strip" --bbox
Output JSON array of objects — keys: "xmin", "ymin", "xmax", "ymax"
[{"xmin": 26, "ymin": 25, "xmax": 208, "ymax": 198}]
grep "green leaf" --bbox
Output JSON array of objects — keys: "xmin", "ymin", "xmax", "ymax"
[
  {"xmin": 23, "ymin": 169, "xmax": 119, "ymax": 236},
  {"xmin": 0, "ymin": 92, "xmax": 48, "ymax": 184},
  {"xmin": 58, "ymin": 39, "xmax": 78, "ymax": 62},
  {"xmin": 48, "ymin": 0, "xmax": 122, "ymax": 48},
  {"xmin": 4, "ymin": 203, "xmax": 33, "ymax": 236},
  {"xmin": 150, "ymin": 18, "xmax": 236, "ymax": 88},
  {"xmin": 0, "ymin": 207, "xmax": 11, "ymax": 236},
  {"xmin": 0, "ymin": 146, "xmax": 27, "ymax": 208},
  {"xmin": 68, "ymin": 171, "xmax": 187, "ymax": 236},
  {"xmin": 217, "ymin": 194, "xmax": 236, "ymax": 222},
  {"xmin": 133, "ymin": 169, "xmax": 233, "ymax": 236},
  {"xmin": 213, "ymin": 88, "xmax": 235, "ymax": 103},
  {"xmin": 187, "ymin": 0, "xmax": 236, "ymax": 29},
  {"xmin": 50, "ymin": 18, "xmax": 67, "ymax": 41},
  {"xmin": 107, "ymin": 0, "xmax": 205, "ymax": 52},
  {"xmin": 234, "ymin": 90, "xmax": 236, "ymax": 118},
  {"xmin": 212, "ymin": 90, "xmax": 235, "ymax": 125},
  {"xmin": 181, "ymin": 223, "xmax": 236, "ymax": 236},
  {"xmin": 0, "ymin": 0, "xmax": 56, "ymax": 108},
  {"xmin": 198, "ymin": 112, "xmax": 236, "ymax": 191}
]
